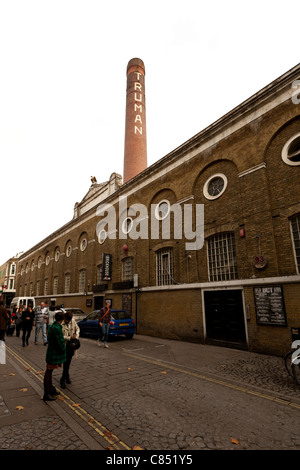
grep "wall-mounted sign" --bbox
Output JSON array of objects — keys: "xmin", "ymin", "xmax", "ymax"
[
  {"xmin": 102, "ymin": 254, "xmax": 112, "ymax": 281},
  {"xmin": 253, "ymin": 254, "xmax": 268, "ymax": 269},
  {"xmin": 254, "ymin": 286, "xmax": 287, "ymax": 326}
]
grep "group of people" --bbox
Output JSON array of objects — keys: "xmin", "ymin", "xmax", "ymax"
[{"xmin": 0, "ymin": 300, "xmax": 111, "ymax": 401}]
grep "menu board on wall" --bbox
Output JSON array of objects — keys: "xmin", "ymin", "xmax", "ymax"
[{"xmin": 253, "ymin": 286, "xmax": 287, "ymax": 326}]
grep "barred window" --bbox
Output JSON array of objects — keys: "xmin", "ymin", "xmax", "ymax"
[
  {"xmin": 122, "ymin": 257, "xmax": 134, "ymax": 281},
  {"xmin": 96, "ymin": 265, "xmax": 102, "ymax": 284},
  {"xmin": 36, "ymin": 280, "xmax": 40, "ymax": 297},
  {"xmin": 44, "ymin": 279, "xmax": 48, "ymax": 296},
  {"xmin": 156, "ymin": 248, "xmax": 174, "ymax": 286},
  {"xmin": 65, "ymin": 273, "xmax": 71, "ymax": 294},
  {"xmin": 207, "ymin": 232, "xmax": 238, "ymax": 281},
  {"xmin": 53, "ymin": 276, "xmax": 59, "ymax": 295},
  {"xmin": 291, "ymin": 214, "xmax": 300, "ymax": 273},
  {"xmin": 79, "ymin": 269, "xmax": 86, "ymax": 293}
]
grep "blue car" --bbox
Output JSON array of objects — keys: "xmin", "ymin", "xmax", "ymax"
[{"xmin": 77, "ymin": 309, "xmax": 135, "ymax": 340}]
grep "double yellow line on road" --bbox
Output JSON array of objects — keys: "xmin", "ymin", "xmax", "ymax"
[
  {"xmin": 123, "ymin": 351, "xmax": 300, "ymax": 410},
  {"xmin": 6, "ymin": 345, "xmax": 132, "ymax": 450}
]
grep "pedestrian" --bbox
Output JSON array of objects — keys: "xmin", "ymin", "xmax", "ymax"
[
  {"xmin": 21, "ymin": 304, "xmax": 35, "ymax": 347},
  {"xmin": 97, "ymin": 301, "xmax": 113, "ymax": 348},
  {"xmin": 15, "ymin": 305, "xmax": 24, "ymax": 337},
  {"xmin": 0, "ymin": 301, "xmax": 9, "ymax": 341},
  {"xmin": 60, "ymin": 311, "xmax": 80, "ymax": 388},
  {"xmin": 43, "ymin": 310, "xmax": 66, "ymax": 401},
  {"xmin": 34, "ymin": 301, "xmax": 49, "ymax": 345}
]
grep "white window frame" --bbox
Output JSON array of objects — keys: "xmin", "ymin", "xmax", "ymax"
[
  {"xmin": 122, "ymin": 257, "xmax": 134, "ymax": 281},
  {"xmin": 156, "ymin": 248, "xmax": 174, "ymax": 286},
  {"xmin": 207, "ymin": 232, "xmax": 238, "ymax": 281},
  {"xmin": 290, "ymin": 214, "xmax": 300, "ymax": 274}
]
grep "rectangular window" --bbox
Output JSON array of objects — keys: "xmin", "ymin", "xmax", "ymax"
[
  {"xmin": 207, "ymin": 232, "xmax": 238, "ymax": 281},
  {"xmin": 96, "ymin": 265, "xmax": 102, "ymax": 284},
  {"xmin": 291, "ymin": 214, "xmax": 300, "ymax": 273},
  {"xmin": 53, "ymin": 276, "xmax": 59, "ymax": 295},
  {"xmin": 44, "ymin": 279, "xmax": 48, "ymax": 296},
  {"xmin": 122, "ymin": 258, "xmax": 134, "ymax": 281},
  {"xmin": 36, "ymin": 280, "xmax": 40, "ymax": 297},
  {"xmin": 65, "ymin": 273, "xmax": 71, "ymax": 294},
  {"xmin": 156, "ymin": 248, "xmax": 174, "ymax": 286},
  {"xmin": 79, "ymin": 269, "xmax": 86, "ymax": 293}
]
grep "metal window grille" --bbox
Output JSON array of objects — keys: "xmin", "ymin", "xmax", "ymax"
[
  {"xmin": 36, "ymin": 280, "xmax": 40, "ymax": 297},
  {"xmin": 291, "ymin": 214, "xmax": 300, "ymax": 273},
  {"xmin": 96, "ymin": 265, "xmax": 102, "ymax": 284},
  {"xmin": 44, "ymin": 279, "xmax": 48, "ymax": 296},
  {"xmin": 53, "ymin": 276, "xmax": 59, "ymax": 295},
  {"xmin": 207, "ymin": 233, "xmax": 238, "ymax": 281},
  {"xmin": 79, "ymin": 269, "xmax": 86, "ymax": 293},
  {"xmin": 156, "ymin": 248, "xmax": 174, "ymax": 286},
  {"xmin": 64, "ymin": 273, "xmax": 71, "ymax": 294},
  {"xmin": 122, "ymin": 257, "xmax": 134, "ymax": 281}
]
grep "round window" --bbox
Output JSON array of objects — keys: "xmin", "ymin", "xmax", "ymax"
[
  {"xmin": 98, "ymin": 230, "xmax": 107, "ymax": 245},
  {"xmin": 282, "ymin": 133, "xmax": 300, "ymax": 166},
  {"xmin": 66, "ymin": 245, "xmax": 72, "ymax": 257},
  {"xmin": 46, "ymin": 255, "xmax": 50, "ymax": 266},
  {"xmin": 155, "ymin": 200, "xmax": 170, "ymax": 220},
  {"xmin": 80, "ymin": 239, "xmax": 87, "ymax": 251},
  {"xmin": 203, "ymin": 174, "xmax": 228, "ymax": 200},
  {"xmin": 122, "ymin": 217, "xmax": 133, "ymax": 235},
  {"xmin": 55, "ymin": 250, "xmax": 60, "ymax": 262}
]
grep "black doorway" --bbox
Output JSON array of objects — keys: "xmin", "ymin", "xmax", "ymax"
[
  {"xmin": 94, "ymin": 296, "xmax": 104, "ymax": 310},
  {"xmin": 204, "ymin": 290, "xmax": 247, "ymax": 349}
]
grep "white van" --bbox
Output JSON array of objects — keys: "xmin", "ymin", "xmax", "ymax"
[{"xmin": 10, "ymin": 297, "xmax": 35, "ymax": 311}]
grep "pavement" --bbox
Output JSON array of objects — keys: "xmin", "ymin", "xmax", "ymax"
[{"xmin": 0, "ymin": 332, "xmax": 300, "ymax": 456}]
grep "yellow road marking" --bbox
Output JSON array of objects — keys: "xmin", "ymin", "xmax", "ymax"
[
  {"xmin": 123, "ymin": 352, "xmax": 300, "ymax": 410},
  {"xmin": 6, "ymin": 345, "xmax": 132, "ymax": 450}
]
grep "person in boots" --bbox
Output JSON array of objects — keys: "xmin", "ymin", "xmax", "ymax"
[
  {"xmin": 21, "ymin": 304, "xmax": 35, "ymax": 347},
  {"xmin": 60, "ymin": 311, "xmax": 80, "ymax": 389},
  {"xmin": 43, "ymin": 311, "xmax": 66, "ymax": 401}
]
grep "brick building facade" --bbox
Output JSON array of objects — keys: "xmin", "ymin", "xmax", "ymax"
[{"xmin": 15, "ymin": 61, "xmax": 300, "ymax": 356}]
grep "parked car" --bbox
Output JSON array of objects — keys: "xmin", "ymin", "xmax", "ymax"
[
  {"xmin": 77, "ymin": 309, "xmax": 135, "ymax": 340},
  {"xmin": 48, "ymin": 307, "xmax": 87, "ymax": 325}
]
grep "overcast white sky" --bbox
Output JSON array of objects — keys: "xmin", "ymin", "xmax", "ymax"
[{"xmin": 0, "ymin": 0, "xmax": 299, "ymax": 266}]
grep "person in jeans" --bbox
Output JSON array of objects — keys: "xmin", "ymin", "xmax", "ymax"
[
  {"xmin": 97, "ymin": 301, "xmax": 113, "ymax": 348},
  {"xmin": 60, "ymin": 311, "xmax": 80, "ymax": 388},
  {"xmin": 34, "ymin": 302, "xmax": 49, "ymax": 345}
]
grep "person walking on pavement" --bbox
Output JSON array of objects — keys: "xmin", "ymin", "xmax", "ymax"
[
  {"xmin": 0, "ymin": 301, "xmax": 9, "ymax": 341},
  {"xmin": 60, "ymin": 311, "xmax": 80, "ymax": 389},
  {"xmin": 21, "ymin": 304, "xmax": 35, "ymax": 347},
  {"xmin": 97, "ymin": 301, "xmax": 113, "ymax": 348},
  {"xmin": 43, "ymin": 311, "xmax": 66, "ymax": 401},
  {"xmin": 15, "ymin": 305, "xmax": 24, "ymax": 337},
  {"xmin": 34, "ymin": 302, "xmax": 49, "ymax": 345}
]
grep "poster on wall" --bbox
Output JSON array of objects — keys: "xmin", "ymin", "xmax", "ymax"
[{"xmin": 253, "ymin": 286, "xmax": 287, "ymax": 326}]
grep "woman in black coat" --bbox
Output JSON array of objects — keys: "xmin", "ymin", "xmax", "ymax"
[{"xmin": 21, "ymin": 305, "xmax": 35, "ymax": 347}]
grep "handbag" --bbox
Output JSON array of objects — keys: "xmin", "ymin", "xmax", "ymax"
[{"xmin": 69, "ymin": 338, "xmax": 81, "ymax": 351}]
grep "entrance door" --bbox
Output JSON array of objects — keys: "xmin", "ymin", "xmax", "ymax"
[
  {"xmin": 94, "ymin": 296, "xmax": 104, "ymax": 310},
  {"xmin": 204, "ymin": 290, "xmax": 247, "ymax": 349}
]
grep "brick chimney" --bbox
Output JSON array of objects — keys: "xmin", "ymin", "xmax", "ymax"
[{"xmin": 123, "ymin": 58, "xmax": 147, "ymax": 183}]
